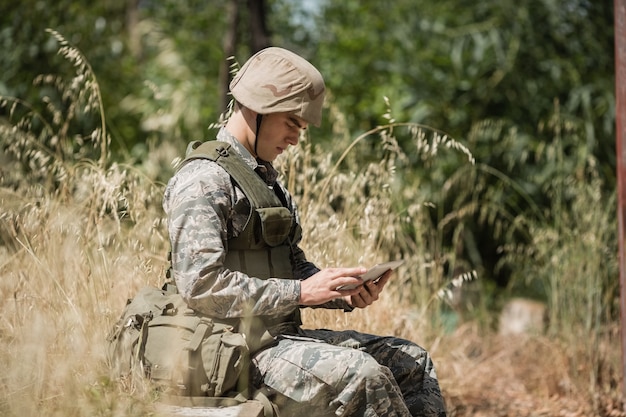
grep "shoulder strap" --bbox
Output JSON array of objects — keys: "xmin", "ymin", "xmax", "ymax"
[{"xmin": 184, "ymin": 140, "xmax": 282, "ymax": 210}]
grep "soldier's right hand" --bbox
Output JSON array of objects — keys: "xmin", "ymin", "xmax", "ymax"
[{"xmin": 299, "ymin": 267, "xmax": 366, "ymax": 306}]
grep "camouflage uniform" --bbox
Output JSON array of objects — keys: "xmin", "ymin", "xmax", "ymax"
[{"xmin": 163, "ymin": 128, "xmax": 447, "ymax": 417}]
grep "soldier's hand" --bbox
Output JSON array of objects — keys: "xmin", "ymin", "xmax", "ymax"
[
  {"xmin": 299, "ymin": 267, "xmax": 366, "ymax": 306},
  {"xmin": 347, "ymin": 269, "xmax": 392, "ymax": 309}
]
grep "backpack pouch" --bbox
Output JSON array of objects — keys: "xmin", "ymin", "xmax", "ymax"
[
  {"xmin": 202, "ymin": 326, "xmax": 249, "ymax": 397},
  {"xmin": 107, "ymin": 286, "xmax": 250, "ymax": 399}
]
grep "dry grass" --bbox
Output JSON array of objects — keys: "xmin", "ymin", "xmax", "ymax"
[
  {"xmin": 0, "ymin": 163, "xmax": 166, "ymax": 416},
  {"xmin": 0, "ymin": 131, "xmax": 624, "ymax": 416},
  {"xmin": 1, "ymin": 196, "xmax": 619, "ymax": 417}
]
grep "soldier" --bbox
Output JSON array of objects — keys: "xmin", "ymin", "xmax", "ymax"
[{"xmin": 163, "ymin": 47, "xmax": 447, "ymax": 417}]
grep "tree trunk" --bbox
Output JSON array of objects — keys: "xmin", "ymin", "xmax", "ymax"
[
  {"xmin": 220, "ymin": 0, "xmax": 240, "ymax": 114},
  {"xmin": 220, "ymin": 0, "xmax": 272, "ymax": 114},
  {"xmin": 247, "ymin": 0, "xmax": 271, "ymax": 53},
  {"xmin": 126, "ymin": 0, "xmax": 142, "ymax": 60}
]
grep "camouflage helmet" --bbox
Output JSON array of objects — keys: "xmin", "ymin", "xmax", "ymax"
[{"xmin": 229, "ymin": 47, "xmax": 326, "ymax": 127}]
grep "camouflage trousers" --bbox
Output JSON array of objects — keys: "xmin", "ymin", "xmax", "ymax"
[{"xmin": 250, "ymin": 328, "xmax": 446, "ymax": 417}]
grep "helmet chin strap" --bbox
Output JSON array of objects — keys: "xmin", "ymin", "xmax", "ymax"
[{"xmin": 254, "ymin": 113, "xmax": 263, "ymax": 156}]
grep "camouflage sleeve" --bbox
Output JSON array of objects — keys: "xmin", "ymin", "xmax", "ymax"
[{"xmin": 163, "ymin": 159, "xmax": 301, "ymax": 319}]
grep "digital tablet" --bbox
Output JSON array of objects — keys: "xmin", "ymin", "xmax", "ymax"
[{"xmin": 338, "ymin": 260, "xmax": 404, "ymax": 290}]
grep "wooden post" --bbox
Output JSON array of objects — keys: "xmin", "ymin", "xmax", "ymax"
[{"xmin": 615, "ymin": 0, "xmax": 626, "ymax": 407}]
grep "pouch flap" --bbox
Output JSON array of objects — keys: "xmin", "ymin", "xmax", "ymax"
[{"xmin": 256, "ymin": 207, "xmax": 293, "ymax": 247}]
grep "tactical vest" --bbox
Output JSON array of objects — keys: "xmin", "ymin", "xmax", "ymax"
[{"xmin": 179, "ymin": 140, "xmax": 302, "ymax": 352}]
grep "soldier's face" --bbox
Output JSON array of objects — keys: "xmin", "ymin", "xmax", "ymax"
[{"xmin": 255, "ymin": 112, "xmax": 308, "ymax": 162}]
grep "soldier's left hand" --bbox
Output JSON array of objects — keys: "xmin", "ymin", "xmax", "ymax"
[{"xmin": 347, "ymin": 269, "xmax": 392, "ymax": 308}]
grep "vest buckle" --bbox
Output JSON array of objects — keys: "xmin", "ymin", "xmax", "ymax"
[{"xmin": 216, "ymin": 146, "xmax": 229, "ymax": 157}]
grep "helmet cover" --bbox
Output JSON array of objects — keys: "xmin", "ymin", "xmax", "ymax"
[{"xmin": 230, "ymin": 47, "xmax": 326, "ymax": 127}]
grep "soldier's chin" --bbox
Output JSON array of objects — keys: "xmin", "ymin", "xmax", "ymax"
[{"xmin": 265, "ymin": 149, "xmax": 281, "ymax": 161}]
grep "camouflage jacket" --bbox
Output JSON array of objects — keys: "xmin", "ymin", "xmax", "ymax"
[{"xmin": 163, "ymin": 128, "xmax": 351, "ymax": 321}]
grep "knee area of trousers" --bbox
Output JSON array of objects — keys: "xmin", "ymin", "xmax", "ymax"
[{"xmin": 346, "ymin": 356, "xmax": 390, "ymax": 383}]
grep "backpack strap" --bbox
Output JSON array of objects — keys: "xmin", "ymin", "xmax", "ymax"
[{"xmin": 252, "ymin": 387, "xmax": 278, "ymax": 417}]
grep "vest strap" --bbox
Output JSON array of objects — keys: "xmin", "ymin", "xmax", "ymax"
[{"xmin": 185, "ymin": 141, "xmax": 281, "ymax": 209}]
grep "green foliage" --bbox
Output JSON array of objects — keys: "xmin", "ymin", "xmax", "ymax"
[
  {"xmin": 0, "ymin": 1, "xmax": 233, "ymax": 161},
  {"xmin": 124, "ymin": 1, "xmax": 229, "ymax": 143},
  {"xmin": 0, "ymin": 0, "xmax": 143, "ymax": 156},
  {"xmin": 307, "ymin": 0, "xmax": 613, "ymax": 152}
]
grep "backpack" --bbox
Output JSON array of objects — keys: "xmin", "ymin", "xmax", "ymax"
[
  {"xmin": 106, "ymin": 285, "xmax": 273, "ymax": 415},
  {"xmin": 106, "ymin": 139, "xmax": 290, "ymax": 415}
]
